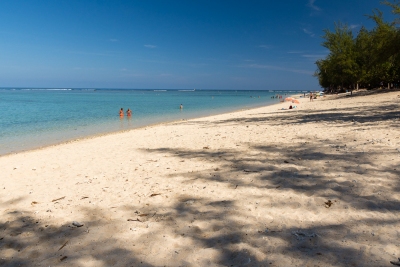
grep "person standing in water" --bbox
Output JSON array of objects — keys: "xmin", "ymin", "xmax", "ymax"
[
  {"xmin": 180, "ymin": 104, "xmax": 183, "ymax": 109},
  {"xmin": 119, "ymin": 108, "xmax": 124, "ymax": 117},
  {"xmin": 126, "ymin": 108, "xmax": 132, "ymax": 117}
]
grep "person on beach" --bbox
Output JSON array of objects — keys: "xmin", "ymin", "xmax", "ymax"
[
  {"xmin": 126, "ymin": 108, "xmax": 132, "ymax": 117},
  {"xmin": 310, "ymin": 92, "xmax": 313, "ymax": 102},
  {"xmin": 119, "ymin": 108, "xmax": 124, "ymax": 117}
]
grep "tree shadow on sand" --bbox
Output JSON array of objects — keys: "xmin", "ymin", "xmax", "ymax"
[
  {"xmin": 2, "ymin": 134, "xmax": 399, "ymax": 266},
  {"xmin": 137, "ymin": 132, "xmax": 400, "ymax": 266},
  {"xmin": 2, "ymin": 95, "xmax": 399, "ymax": 266},
  {"xmin": 0, "ymin": 206, "xmax": 155, "ymax": 267},
  {"xmin": 208, "ymin": 102, "xmax": 400, "ymax": 129}
]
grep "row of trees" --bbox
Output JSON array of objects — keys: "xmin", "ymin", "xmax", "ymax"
[{"xmin": 315, "ymin": 1, "xmax": 400, "ymax": 92}]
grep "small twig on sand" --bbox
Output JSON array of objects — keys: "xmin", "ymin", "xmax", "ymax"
[
  {"xmin": 52, "ymin": 196, "xmax": 65, "ymax": 202},
  {"xmin": 390, "ymin": 258, "xmax": 400, "ymax": 266},
  {"xmin": 58, "ymin": 240, "xmax": 69, "ymax": 251},
  {"xmin": 243, "ymin": 169, "xmax": 259, "ymax": 173},
  {"xmin": 127, "ymin": 218, "xmax": 142, "ymax": 222}
]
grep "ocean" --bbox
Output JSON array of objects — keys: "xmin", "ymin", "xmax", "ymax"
[{"xmin": 0, "ymin": 88, "xmax": 302, "ymax": 155}]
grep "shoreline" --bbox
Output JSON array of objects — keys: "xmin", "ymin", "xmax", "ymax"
[
  {"xmin": 0, "ymin": 96, "xmax": 291, "ymax": 158},
  {"xmin": 1, "ymin": 90, "xmax": 398, "ymax": 266},
  {"xmin": 2, "ymin": 89, "xmax": 291, "ymax": 157}
]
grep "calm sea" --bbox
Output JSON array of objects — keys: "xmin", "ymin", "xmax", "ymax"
[{"xmin": 0, "ymin": 88, "xmax": 302, "ymax": 155}]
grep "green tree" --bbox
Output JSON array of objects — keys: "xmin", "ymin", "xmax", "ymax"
[
  {"xmin": 367, "ymin": 9, "xmax": 398, "ymax": 87},
  {"xmin": 381, "ymin": 0, "xmax": 400, "ymax": 86},
  {"xmin": 315, "ymin": 22, "xmax": 358, "ymax": 91},
  {"xmin": 354, "ymin": 26, "xmax": 373, "ymax": 87},
  {"xmin": 316, "ymin": 1, "xmax": 400, "ymax": 91}
]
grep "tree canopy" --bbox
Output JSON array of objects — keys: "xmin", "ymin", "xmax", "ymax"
[{"xmin": 315, "ymin": 1, "xmax": 400, "ymax": 92}]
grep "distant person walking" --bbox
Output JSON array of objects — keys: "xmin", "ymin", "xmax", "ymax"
[{"xmin": 309, "ymin": 92, "xmax": 313, "ymax": 102}]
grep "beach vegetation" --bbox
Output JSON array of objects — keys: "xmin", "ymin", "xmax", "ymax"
[{"xmin": 315, "ymin": 0, "xmax": 400, "ymax": 93}]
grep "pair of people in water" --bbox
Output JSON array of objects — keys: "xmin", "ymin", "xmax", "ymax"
[
  {"xmin": 120, "ymin": 105, "xmax": 182, "ymax": 117},
  {"xmin": 119, "ymin": 108, "xmax": 132, "ymax": 117}
]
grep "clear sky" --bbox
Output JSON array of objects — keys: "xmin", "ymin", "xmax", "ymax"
[{"xmin": 0, "ymin": 0, "xmax": 395, "ymax": 90}]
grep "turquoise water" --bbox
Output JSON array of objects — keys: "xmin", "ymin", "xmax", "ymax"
[{"xmin": 0, "ymin": 88, "xmax": 300, "ymax": 155}]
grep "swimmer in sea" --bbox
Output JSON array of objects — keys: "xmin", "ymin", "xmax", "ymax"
[
  {"xmin": 119, "ymin": 108, "xmax": 124, "ymax": 117},
  {"xmin": 126, "ymin": 108, "xmax": 132, "ymax": 116}
]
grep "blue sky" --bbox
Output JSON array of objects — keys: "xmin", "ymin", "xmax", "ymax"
[{"xmin": 0, "ymin": 0, "xmax": 396, "ymax": 90}]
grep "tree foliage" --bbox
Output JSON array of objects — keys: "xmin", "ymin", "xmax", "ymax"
[{"xmin": 315, "ymin": 1, "xmax": 400, "ymax": 92}]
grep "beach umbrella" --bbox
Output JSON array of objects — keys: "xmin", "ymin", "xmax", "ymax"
[
  {"xmin": 292, "ymin": 99, "xmax": 300, "ymax": 104},
  {"xmin": 285, "ymin": 97, "xmax": 294, "ymax": 101}
]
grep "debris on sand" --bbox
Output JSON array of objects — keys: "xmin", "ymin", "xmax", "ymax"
[
  {"xmin": 324, "ymin": 200, "xmax": 333, "ymax": 208},
  {"xmin": 52, "ymin": 196, "xmax": 66, "ymax": 202},
  {"xmin": 127, "ymin": 218, "xmax": 142, "ymax": 222},
  {"xmin": 72, "ymin": 221, "xmax": 84, "ymax": 227},
  {"xmin": 390, "ymin": 258, "xmax": 400, "ymax": 266},
  {"xmin": 58, "ymin": 240, "xmax": 69, "ymax": 251},
  {"xmin": 292, "ymin": 230, "xmax": 317, "ymax": 240}
]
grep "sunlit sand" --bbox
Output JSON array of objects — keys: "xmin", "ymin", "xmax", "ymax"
[{"xmin": 1, "ymin": 89, "xmax": 399, "ymax": 266}]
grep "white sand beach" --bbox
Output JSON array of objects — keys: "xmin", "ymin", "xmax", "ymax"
[{"xmin": 1, "ymin": 89, "xmax": 400, "ymax": 267}]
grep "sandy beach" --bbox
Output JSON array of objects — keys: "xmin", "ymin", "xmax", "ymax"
[{"xmin": 1, "ymin": 89, "xmax": 399, "ymax": 267}]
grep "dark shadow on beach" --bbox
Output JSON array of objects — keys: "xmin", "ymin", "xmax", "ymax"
[
  {"xmin": 327, "ymin": 88, "xmax": 400, "ymax": 100},
  {"xmin": 134, "ymin": 130, "xmax": 400, "ymax": 266},
  {"xmin": 135, "ymin": 103, "xmax": 400, "ymax": 266},
  {"xmin": 2, "ymin": 134, "xmax": 399, "ymax": 266},
  {"xmin": 190, "ymin": 102, "xmax": 400, "ymax": 129},
  {"xmin": 0, "ymin": 207, "xmax": 155, "ymax": 267},
  {"xmin": 2, "ymin": 91, "xmax": 399, "ymax": 266}
]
